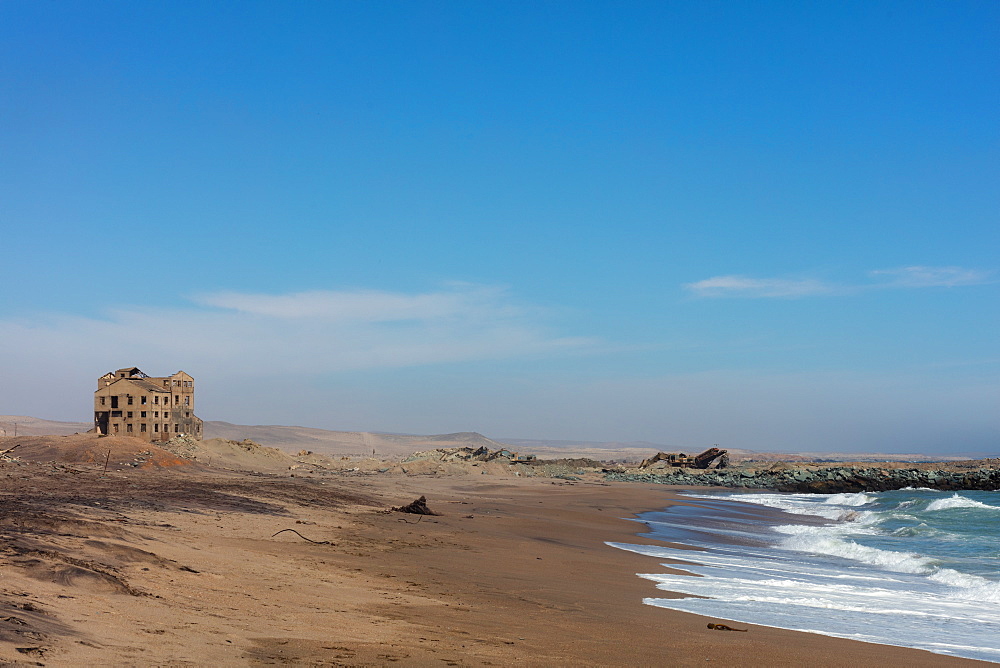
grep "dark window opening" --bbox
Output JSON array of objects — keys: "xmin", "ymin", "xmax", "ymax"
[
  {"xmin": 113, "ymin": 423, "xmax": 119, "ymax": 433},
  {"xmin": 111, "ymin": 410, "xmax": 122, "ymax": 417},
  {"xmin": 174, "ymin": 424, "xmax": 179, "ymax": 432},
  {"xmin": 127, "ymin": 411, "xmax": 133, "ymax": 418},
  {"xmin": 153, "ymin": 424, "xmax": 159, "ymax": 432},
  {"xmin": 141, "ymin": 411, "xmax": 147, "ymax": 418},
  {"xmin": 100, "ymin": 396, "xmax": 106, "ymax": 406},
  {"xmin": 127, "ymin": 396, "xmax": 133, "ymax": 405},
  {"xmin": 126, "ymin": 424, "xmax": 133, "ymax": 433},
  {"xmin": 141, "ymin": 396, "xmax": 147, "ymax": 405},
  {"xmin": 110, "ymin": 396, "xmax": 119, "ymax": 409},
  {"xmin": 140, "ymin": 423, "xmax": 146, "ymax": 432}
]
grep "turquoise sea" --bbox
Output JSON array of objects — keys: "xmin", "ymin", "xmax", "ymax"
[{"xmin": 610, "ymin": 488, "xmax": 1000, "ymax": 663}]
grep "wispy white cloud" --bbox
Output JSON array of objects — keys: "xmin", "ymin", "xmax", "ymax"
[
  {"xmin": 685, "ymin": 266, "xmax": 992, "ymax": 299},
  {"xmin": 869, "ymin": 266, "xmax": 993, "ymax": 288},
  {"xmin": 194, "ymin": 285, "xmax": 518, "ymax": 321},
  {"xmin": 0, "ymin": 285, "xmax": 594, "ymax": 381},
  {"xmin": 683, "ymin": 275, "xmax": 839, "ymax": 298}
]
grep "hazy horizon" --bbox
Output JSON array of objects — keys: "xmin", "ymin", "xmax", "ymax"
[{"xmin": 1, "ymin": 2, "xmax": 996, "ymax": 454}]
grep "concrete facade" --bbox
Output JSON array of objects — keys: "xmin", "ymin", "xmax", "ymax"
[{"xmin": 93, "ymin": 367, "xmax": 203, "ymax": 442}]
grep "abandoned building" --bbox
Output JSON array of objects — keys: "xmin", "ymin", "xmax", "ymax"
[{"xmin": 93, "ymin": 367, "xmax": 203, "ymax": 442}]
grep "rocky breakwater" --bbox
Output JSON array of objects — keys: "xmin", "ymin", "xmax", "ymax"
[{"xmin": 605, "ymin": 461, "xmax": 1000, "ymax": 493}]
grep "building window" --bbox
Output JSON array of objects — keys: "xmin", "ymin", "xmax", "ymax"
[
  {"xmin": 164, "ymin": 411, "xmax": 170, "ymax": 418},
  {"xmin": 154, "ymin": 424, "xmax": 159, "ymax": 432},
  {"xmin": 141, "ymin": 411, "xmax": 147, "ymax": 418},
  {"xmin": 111, "ymin": 410, "xmax": 122, "ymax": 417},
  {"xmin": 126, "ymin": 424, "xmax": 133, "ymax": 433},
  {"xmin": 113, "ymin": 423, "xmax": 119, "ymax": 433},
  {"xmin": 140, "ymin": 423, "xmax": 146, "ymax": 432},
  {"xmin": 111, "ymin": 396, "xmax": 119, "ymax": 408},
  {"xmin": 184, "ymin": 396, "xmax": 190, "ymax": 406},
  {"xmin": 175, "ymin": 394, "xmax": 180, "ymax": 404},
  {"xmin": 174, "ymin": 424, "xmax": 179, "ymax": 432},
  {"xmin": 127, "ymin": 411, "xmax": 133, "ymax": 418},
  {"xmin": 100, "ymin": 396, "xmax": 106, "ymax": 406},
  {"xmin": 127, "ymin": 396, "xmax": 133, "ymax": 405},
  {"xmin": 153, "ymin": 395, "xmax": 159, "ymax": 405},
  {"xmin": 141, "ymin": 396, "xmax": 147, "ymax": 405}
]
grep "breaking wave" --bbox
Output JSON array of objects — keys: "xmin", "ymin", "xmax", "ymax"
[{"xmin": 613, "ymin": 488, "xmax": 1000, "ymax": 663}]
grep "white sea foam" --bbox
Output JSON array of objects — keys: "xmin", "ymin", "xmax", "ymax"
[
  {"xmin": 824, "ymin": 492, "xmax": 874, "ymax": 506},
  {"xmin": 700, "ymin": 492, "xmax": 847, "ymax": 519},
  {"xmin": 926, "ymin": 493, "xmax": 1000, "ymax": 512},
  {"xmin": 779, "ymin": 532, "xmax": 934, "ymax": 573},
  {"xmin": 931, "ymin": 570, "xmax": 1000, "ymax": 602}
]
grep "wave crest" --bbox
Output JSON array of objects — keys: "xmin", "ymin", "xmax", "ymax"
[{"xmin": 925, "ymin": 494, "xmax": 1000, "ymax": 512}]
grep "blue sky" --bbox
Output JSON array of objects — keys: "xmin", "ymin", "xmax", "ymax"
[{"xmin": 1, "ymin": 1, "xmax": 997, "ymax": 453}]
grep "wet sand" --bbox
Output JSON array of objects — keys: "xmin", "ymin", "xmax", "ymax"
[{"xmin": 0, "ymin": 462, "xmax": 990, "ymax": 666}]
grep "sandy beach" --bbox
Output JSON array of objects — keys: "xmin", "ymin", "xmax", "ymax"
[{"xmin": 1, "ymin": 448, "xmax": 991, "ymax": 667}]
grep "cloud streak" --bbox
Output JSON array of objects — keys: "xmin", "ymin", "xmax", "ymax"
[
  {"xmin": 194, "ymin": 285, "xmax": 519, "ymax": 322},
  {"xmin": 0, "ymin": 285, "xmax": 594, "ymax": 381},
  {"xmin": 685, "ymin": 266, "xmax": 992, "ymax": 299},
  {"xmin": 869, "ymin": 266, "xmax": 993, "ymax": 288},
  {"xmin": 683, "ymin": 276, "xmax": 839, "ymax": 298}
]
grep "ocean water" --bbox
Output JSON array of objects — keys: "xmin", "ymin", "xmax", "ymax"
[{"xmin": 609, "ymin": 488, "xmax": 1000, "ymax": 663}]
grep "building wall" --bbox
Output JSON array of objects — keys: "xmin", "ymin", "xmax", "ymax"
[{"xmin": 93, "ymin": 370, "xmax": 203, "ymax": 442}]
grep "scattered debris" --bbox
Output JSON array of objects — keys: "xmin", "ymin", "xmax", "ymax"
[
  {"xmin": 391, "ymin": 496, "xmax": 441, "ymax": 515},
  {"xmin": 640, "ymin": 448, "xmax": 729, "ymax": 469},
  {"xmin": 403, "ymin": 446, "xmax": 535, "ymax": 464},
  {"xmin": 707, "ymin": 623, "xmax": 747, "ymax": 632}
]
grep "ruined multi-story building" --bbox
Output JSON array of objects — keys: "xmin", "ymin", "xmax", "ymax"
[{"xmin": 93, "ymin": 367, "xmax": 203, "ymax": 441}]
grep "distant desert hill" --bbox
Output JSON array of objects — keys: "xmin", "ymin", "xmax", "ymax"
[
  {"xmin": 0, "ymin": 416, "xmax": 975, "ymax": 462},
  {"xmin": 0, "ymin": 415, "xmax": 89, "ymax": 437},
  {"xmin": 204, "ymin": 421, "xmax": 513, "ymax": 458}
]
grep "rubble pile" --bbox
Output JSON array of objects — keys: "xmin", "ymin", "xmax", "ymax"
[
  {"xmin": 403, "ymin": 445, "xmax": 534, "ymax": 464},
  {"xmin": 163, "ymin": 434, "xmax": 201, "ymax": 459}
]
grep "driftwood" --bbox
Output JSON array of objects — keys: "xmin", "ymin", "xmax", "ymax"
[
  {"xmin": 707, "ymin": 623, "xmax": 747, "ymax": 632},
  {"xmin": 391, "ymin": 496, "xmax": 441, "ymax": 516},
  {"xmin": 271, "ymin": 528, "xmax": 333, "ymax": 545}
]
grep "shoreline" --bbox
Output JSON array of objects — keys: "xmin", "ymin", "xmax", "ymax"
[
  {"xmin": 653, "ymin": 486, "xmax": 1000, "ymax": 664},
  {"xmin": 2, "ymin": 464, "xmax": 993, "ymax": 666},
  {"xmin": 320, "ymin": 474, "xmax": 990, "ymax": 666}
]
